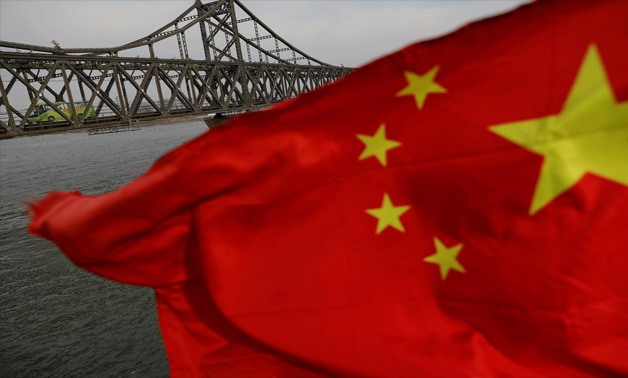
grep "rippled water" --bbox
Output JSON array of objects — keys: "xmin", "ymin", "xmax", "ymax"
[{"xmin": 0, "ymin": 122, "xmax": 208, "ymax": 377}]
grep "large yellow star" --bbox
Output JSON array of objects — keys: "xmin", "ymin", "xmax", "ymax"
[
  {"xmin": 356, "ymin": 124, "xmax": 401, "ymax": 166},
  {"xmin": 396, "ymin": 66, "xmax": 447, "ymax": 109},
  {"xmin": 490, "ymin": 45, "xmax": 628, "ymax": 215},
  {"xmin": 366, "ymin": 193, "xmax": 410, "ymax": 234},
  {"xmin": 423, "ymin": 237, "xmax": 465, "ymax": 280}
]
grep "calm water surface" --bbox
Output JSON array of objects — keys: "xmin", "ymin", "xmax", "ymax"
[{"xmin": 0, "ymin": 121, "xmax": 208, "ymax": 377}]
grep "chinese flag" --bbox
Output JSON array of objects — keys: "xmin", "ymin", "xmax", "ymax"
[{"xmin": 30, "ymin": 0, "xmax": 628, "ymax": 377}]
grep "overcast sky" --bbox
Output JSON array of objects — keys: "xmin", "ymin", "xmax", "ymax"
[{"xmin": 0, "ymin": 0, "xmax": 530, "ymax": 67}]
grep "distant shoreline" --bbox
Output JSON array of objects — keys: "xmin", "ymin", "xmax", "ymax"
[{"xmin": 0, "ymin": 113, "xmax": 209, "ymax": 140}]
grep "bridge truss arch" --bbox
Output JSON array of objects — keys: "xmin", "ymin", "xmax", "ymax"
[{"xmin": 0, "ymin": 0, "xmax": 351, "ymax": 136}]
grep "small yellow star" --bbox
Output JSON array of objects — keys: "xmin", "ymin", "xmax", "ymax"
[
  {"xmin": 423, "ymin": 237, "xmax": 465, "ymax": 280},
  {"xmin": 490, "ymin": 44, "xmax": 628, "ymax": 214},
  {"xmin": 366, "ymin": 193, "xmax": 410, "ymax": 234},
  {"xmin": 356, "ymin": 124, "xmax": 401, "ymax": 167},
  {"xmin": 396, "ymin": 66, "xmax": 447, "ymax": 109}
]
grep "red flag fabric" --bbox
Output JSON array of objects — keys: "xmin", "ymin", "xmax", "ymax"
[{"xmin": 30, "ymin": 0, "xmax": 628, "ymax": 377}]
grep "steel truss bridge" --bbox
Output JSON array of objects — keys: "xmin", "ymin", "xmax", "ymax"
[{"xmin": 0, "ymin": 0, "xmax": 351, "ymax": 137}]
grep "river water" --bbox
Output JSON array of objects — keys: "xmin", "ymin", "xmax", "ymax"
[{"xmin": 0, "ymin": 121, "xmax": 208, "ymax": 377}]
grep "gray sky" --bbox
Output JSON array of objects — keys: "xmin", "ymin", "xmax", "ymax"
[{"xmin": 0, "ymin": 0, "xmax": 530, "ymax": 67}]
